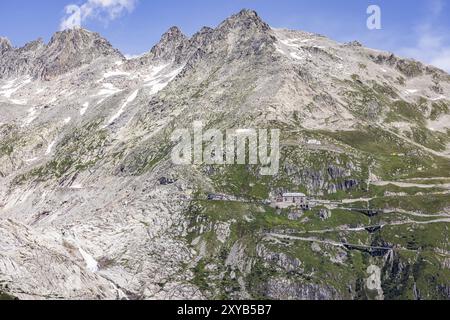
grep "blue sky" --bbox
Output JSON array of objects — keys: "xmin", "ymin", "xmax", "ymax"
[{"xmin": 1, "ymin": 0, "xmax": 449, "ymax": 71}]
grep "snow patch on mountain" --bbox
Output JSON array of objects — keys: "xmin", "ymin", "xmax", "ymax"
[
  {"xmin": 0, "ymin": 77, "xmax": 32, "ymax": 99},
  {"xmin": 106, "ymin": 89, "xmax": 139, "ymax": 126},
  {"xmin": 143, "ymin": 63, "xmax": 171, "ymax": 82},
  {"xmin": 80, "ymin": 102, "xmax": 89, "ymax": 115},
  {"xmin": 46, "ymin": 140, "xmax": 57, "ymax": 155},
  {"xmin": 428, "ymin": 114, "xmax": 450, "ymax": 132},
  {"xmin": 405, "ymin": 89, "xmax": 419, "ymax": 95},
  {"xmin": 97, "ymin": 83, "xmax": 122, "ymax": 96},
  {"xmin": 22, "ymin": 107, "xmax": 38, "ymax": 127},
  {"xmin": 275, "ymin": 38, "xmax": 311, "ymax": 61},
  {"xmin": 101, "ymin": 70, "xmax": 131, "ymax": 80},
  {"xmin": 78, "ymin": 247, "xmax": 99, "ymax": 273},
  {"xmin": 144, "ymin": 65, "xmax": 183, "ymax": 95},
  {"xmin": 430, "ymin": 95, "xmax": 447, "ymax": 101}
]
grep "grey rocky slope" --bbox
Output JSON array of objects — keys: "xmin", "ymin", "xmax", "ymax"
[
  {"xmin": 0, "ymin": 10, "xmax": 449, "ymax": 300},
  {"xmin": 0, "ymin": 29, "xmax": 123, "ymax": 80}
]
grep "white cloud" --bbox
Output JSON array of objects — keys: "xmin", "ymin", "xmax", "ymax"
[
  {"xmin": 398, "ymin": 1, "xmax": 450, "ymax": 72},
  {"xmin": 60, "ymin": 0, "xmax": 137, "ymax": 30},
  {"xmin": 124, "ymin": 53, "xmax": 144, "ymax": 60},
  {"xmin": 400, "ymin": 33, "xmax": 450, "ymax": 73},
  {"xmin": 60, "ymin": 5, "xmax": 82, "ymax": 30},
  {"xmin": 430, "ymin": 49, "xmax": 450, "ymax": 72}
]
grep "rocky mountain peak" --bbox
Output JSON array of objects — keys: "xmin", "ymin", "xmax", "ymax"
[
  {"xmin": 190, "ymin": 27, "xmax": 214, "ymax": 47},
  {"xmin": 149, "ymin": 26, "xmax": 189, "ymax": 62},
  {"xmin": 199, "ymin": 26, "xmax": 214, "ymax": 33},
  {"xmin": 1, "ymin": 28, "xmax": 123, "ymax": 80},
  {"xmin": 0, "ymin": 37, "xmax": 12, "ymax": 54},
  {"xmin": 210, "ymin": 9, "xmax": 275, "ymax": 60},
  {"xmin": 218, "ymin": 9, "xmax": 270, "ymax": 32},
  {"xmin": 20, "ymin": 38, "xmax": 46, "ymax": 53},
  {"xmin": 161, "ymin": 26, "xmax": 186, "ymax": 42},
  {"xmin": 47, "ymin": 28, "xmax": 121, "ymax": 58},
  {"xmin": 136, "ymin": 10, "xmax": 273, "ymax": 67},
  {"xmin": 39, "ymin": 28, "xmax": 123, "ymax": 79},
  {"xmin": 182, "ymin": 28, "xmax": 214, "ymax": 60}
]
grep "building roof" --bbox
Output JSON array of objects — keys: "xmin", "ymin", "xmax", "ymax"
[{"xmin": 282, "ymin": 192, "xmax": 306, "ymax": 197}]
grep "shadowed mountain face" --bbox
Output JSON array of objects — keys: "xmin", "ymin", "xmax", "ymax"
[{"xmin": 0, "ymin": 9, "xmax": 449, "ymax": 300}]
